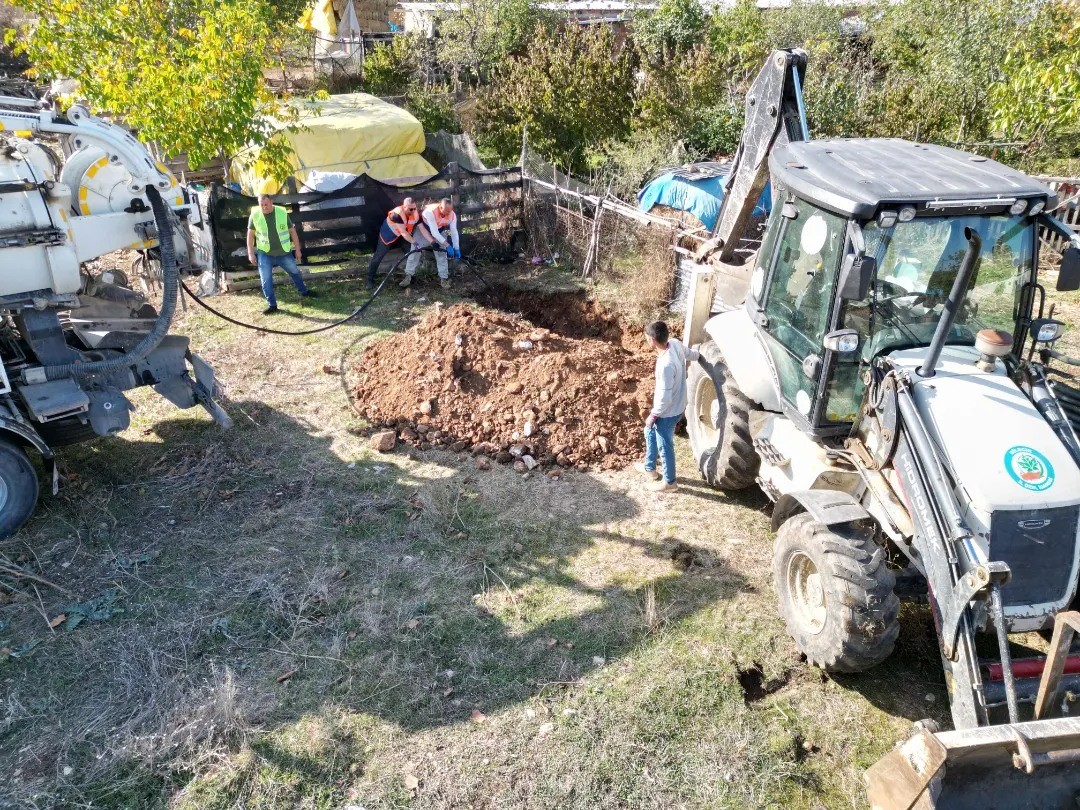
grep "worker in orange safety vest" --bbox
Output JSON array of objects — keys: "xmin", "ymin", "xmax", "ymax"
[
  {"xmin": 400, "ymin": 198, "xmax": 460, "ymax": 291},
  {"xmin": 366, "ymin": 197, "xmax": 431, "ymax": 288}
]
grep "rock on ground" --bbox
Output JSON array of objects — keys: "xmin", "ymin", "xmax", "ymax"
[{"xmin": 369, "ymin": 430, "xmax": 397, "ymax": 453}]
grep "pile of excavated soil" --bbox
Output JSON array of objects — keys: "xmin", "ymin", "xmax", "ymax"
[{"xmin": 353, "ymin": 294, "xmax": 654, "ymax": 471}]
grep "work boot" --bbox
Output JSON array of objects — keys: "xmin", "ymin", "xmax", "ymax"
[
  {"xmin": 263, "ymin": 305, "xmax": 279, "ymax": 315},
  {"xmin": 365, "ymin": 277, "xmax": 376, "ymax": 290},
  {"xmin": 440, "ymin": 278, "xmax": 451, "ymax": 290},
  {"xmin": 301, "ymin": 289, "xmax": 319, "ymax": 298},
  {"xmin": 399, "ymin": 275, "xmax": 412, "ymax": 288},
  {"xmin": 647, "ymin": 480, "xmax": 678, "ymax": 493},
  {"xmin": 633, "ymin": 462, "xmax": 661, "ymax": 481}
]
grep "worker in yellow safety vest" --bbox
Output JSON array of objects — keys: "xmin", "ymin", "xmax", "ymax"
[
  {"xmin": 247, "ymin": 194, "xmax": 318, "ymax": 315},
  {"xmin": 366, "ymin": 197, "xmax": 428, "ymax": 289},
  {"xmin": 400, "ymin": 198, "xmax": 460, "ymax": 291}
]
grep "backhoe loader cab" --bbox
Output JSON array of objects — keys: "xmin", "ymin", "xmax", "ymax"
[
  {"xmin": 685, "ymin": 134, "xmax": 1080, "ymax": 807},
  {"xmin": 738, "ymin": 137, "xmax": 1054, "ymax": 439}
]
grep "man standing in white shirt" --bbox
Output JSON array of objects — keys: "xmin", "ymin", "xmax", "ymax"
[
  {"xmin": 400, "ymin": 198, "xmax": 460, "ymax": 291},
  {"xmin": 635, "ymin": 320, "xmax": 698, "ymax": 492}
]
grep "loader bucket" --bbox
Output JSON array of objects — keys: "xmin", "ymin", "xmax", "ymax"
[{"xmin": 865, "ymin": 717, "xmax": 1080, "ymax": 809}]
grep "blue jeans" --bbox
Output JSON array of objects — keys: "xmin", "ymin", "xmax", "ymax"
[
  {"xmin": 644, "ymin": 415, "xmax": 680, "ymax": 484},
  {"xmin": 256, "ymin": 252, "xmax": 308, "ymax": 306}
]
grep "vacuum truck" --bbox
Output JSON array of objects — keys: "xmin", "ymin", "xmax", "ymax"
[{"xmin": 0, "ymin": 94, "xmax": 229, "ymax": 538}]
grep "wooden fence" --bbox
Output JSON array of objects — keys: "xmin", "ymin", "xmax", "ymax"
[
  {"xmin": 1037, "ymin": 175, "xmax": 1080, "ymax": 254},
  {"xmin": 207, "ymin": 162, "xmax": 523, "ymax": 282}
]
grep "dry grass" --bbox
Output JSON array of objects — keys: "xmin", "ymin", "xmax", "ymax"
[{"xmin": 8, "ymin": 258, "xmax": 1076, "ymax": 809}]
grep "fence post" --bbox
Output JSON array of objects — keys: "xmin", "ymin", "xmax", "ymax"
[
  {"xmin": 285, "ymin": 176, "xmax": 307, "ymax": 264},
  {"xmin": 447, "ymin": 162, "xmax": 461, "ymax": 212}
]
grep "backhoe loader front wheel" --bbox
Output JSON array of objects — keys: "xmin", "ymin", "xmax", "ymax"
[
  {"xmin": 686, "ymin": 340, "xmax": 759, "ymax": 490},
  {"xmin": 0, "ymin": 439, "xmax": 39, "ymax": 540},
  {"xmin": 772, "ymin": 513, "xmax": 899, "ymax": 673}
]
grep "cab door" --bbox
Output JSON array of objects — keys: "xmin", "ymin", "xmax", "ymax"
[{"xmin": 758, "ymin": 197, "xmax": 846, "ymax": 429}]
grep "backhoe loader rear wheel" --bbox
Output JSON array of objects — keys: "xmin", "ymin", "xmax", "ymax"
[
  {"xmin": 772, "ymin": 513, "xmax": 899, "ymax": 673},
  {"xmin": 686, "ymin": 340, "xmax": 759, "ymax": 489},
  {"xmin": 0, "ymin": 439, "xmax": 39, "ymax": 540}
]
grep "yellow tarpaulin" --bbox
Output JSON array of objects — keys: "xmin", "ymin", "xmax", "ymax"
[
  {"xmin": 298, "ymin": 0, "xmax": 336, "ymax": 35},
  {"xmin": 230, "ymin": 93, "xmax": 437, "ymax": 195}
]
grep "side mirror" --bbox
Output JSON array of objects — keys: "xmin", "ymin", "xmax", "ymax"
[
  {"xmin": 1058, "ymin": 247, "xmax": 1080, "ymax": 292},
  {"xmin": 839, "ymin": 255, "xmax": 875, "ymax": 300},
  {"xmin": 823, "ymin": 328, "xmax": 860, "ymax": 354}
]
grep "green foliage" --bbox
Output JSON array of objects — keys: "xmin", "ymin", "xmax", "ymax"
[
  {"xmin": 475, "ymin": 25, "xmax": 636, "ymax": 174},
  {"xmin": 992, "ymin": 1, "xmax": 1080, "ymax": 138},
  {"xmin": 10, "ymin": 0, "xmax": 297, "ymax": 177},
  {"xmin": 405, "ymin": 86, "xmax": 460, "ymax": 133},
  {"xmin": 588, "ymin": 130, "xmax": 701, "ymax": 201},
  {"xmin": 434, "ymin": 0, "xmax": 558, "ymax": 87},
  {"xmin": 362, "ymin": 33, "xmax": 429, "ymax": 97},
  {"xmin": 706, "ymin": 0, "xmax": 769, "ymax": 80},
  {"xmin": 635, "ymin": 0, "xmax": 709, "ymax": 61},
  {"xmin": 635, "ymin": 45, "xmax": 742, "ymax": 156},
  {"xmin": 871, "ymin": 0, "xmax": 1034, "ymax": 144}
]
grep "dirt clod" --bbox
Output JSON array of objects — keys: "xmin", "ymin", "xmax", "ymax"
[
  {"xmin": 353, "ymin": 301, "xmax": 653, "ymax": 469},
  {"xmin": 370, "ymin": 430, "xmax": 397, "ymax": 453}
]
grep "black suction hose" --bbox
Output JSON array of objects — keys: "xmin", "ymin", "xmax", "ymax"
[
  {"xmin": 179, "ymin": 245, "xmax": 479, "ymax": 336},
  {"xmin": 45, "ymin": 185, "xmax": 178, "ymax": 379}
]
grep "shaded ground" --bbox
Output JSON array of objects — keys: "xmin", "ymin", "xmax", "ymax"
[{"xmin": 11, "ymin": 259, "xmax": 1072, "ymax": 808}]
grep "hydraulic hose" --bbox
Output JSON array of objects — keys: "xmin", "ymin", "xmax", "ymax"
[
  {"xmin": 179, "ymin": 245, "xmax": 474, "ymax": 336},
  {"xmin": 45, "ymin": 185, "xmax": 178, "ymax": 379}
]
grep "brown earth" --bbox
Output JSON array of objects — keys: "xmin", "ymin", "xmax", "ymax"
[{"xmin": 352, "ymin": 292, "xmax": 655, "ymax": 471}]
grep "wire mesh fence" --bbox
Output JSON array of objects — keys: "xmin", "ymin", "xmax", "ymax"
[{"xmin": 521, "ymin": 139, "xmax": 693, "ymax": 319}]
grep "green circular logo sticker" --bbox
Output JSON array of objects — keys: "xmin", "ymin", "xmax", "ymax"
[{"xmin": 1004, "ymin": 446, "xmax": 1055, "ymax": 492}]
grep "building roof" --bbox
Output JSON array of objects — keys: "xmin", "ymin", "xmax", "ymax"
[{"xmin": 769, "ymin": 138, "xmax": 1057, "ymax": 218}]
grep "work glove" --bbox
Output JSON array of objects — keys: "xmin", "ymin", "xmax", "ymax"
[{"xmin": 448, "ymin": 246, "xmax": 459, "ymax": 259}]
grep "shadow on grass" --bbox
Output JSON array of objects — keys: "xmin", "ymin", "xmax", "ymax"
[{"xmin": 1, "ymin": 397, "xmax": 749, "ymax": 807}]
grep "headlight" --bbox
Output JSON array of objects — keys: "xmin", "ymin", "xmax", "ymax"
[
  {"xmin": 898, "ymin": 206, "xmax": 916, "ymax": 222},
  {"xmin": 1029, "ymin": 200, "xmax": 1046, "ymax": 216},
  {"xmin": 878, "ymin": 210, "xmax": 898, "ymax": 228},
  {"xmin": 1009, "ymin": 199, "xmax": 1029, "ymax": 216}
]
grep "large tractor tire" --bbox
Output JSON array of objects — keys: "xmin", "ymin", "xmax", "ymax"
[
  {"xmin": 0, "ymin": 439, "xmax": 39, "ymax": 539},
  {"xmin": 772, "ymin": 512, "xmax": 899, "ymax": 673},
  {"xmin": 686, "ymin": 340, "xmax": 759, "ymax": 489}
]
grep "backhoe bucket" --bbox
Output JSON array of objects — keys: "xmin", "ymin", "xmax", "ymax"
[{"xmin": 865, "ymin": 717, "xmax": 1080, "ymax": 809}]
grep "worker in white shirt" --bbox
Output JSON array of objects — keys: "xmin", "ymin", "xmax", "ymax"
[{"xmin": 400, "ymin": 197, "xmax": 460, "ymax": 291}]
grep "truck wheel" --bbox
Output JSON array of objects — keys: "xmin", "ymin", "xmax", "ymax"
[
  {"xmin": 0, "ymin": 440, "xmax": 40, "ymax": 539},
  {"xmin": 686, "ymin": 340, "xmax": 759, "ymax": 489},
  {"xmin": 772, "ymin": 513, "xmax": 899, "ymax": 673}
]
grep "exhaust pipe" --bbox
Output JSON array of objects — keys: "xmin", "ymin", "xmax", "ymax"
[{"xmin": 917, "ymin": 228, "xmax": 982, "ymax": 378}]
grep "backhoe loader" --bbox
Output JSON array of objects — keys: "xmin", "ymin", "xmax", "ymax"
[{"xmin": 684, "ymin": 49, "xmax": 1080, "ymax": 808}]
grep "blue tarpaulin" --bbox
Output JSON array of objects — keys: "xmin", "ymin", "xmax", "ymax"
[{"xmin": 637, "ymin": 167, "xmax": 771, "ymax": 231}]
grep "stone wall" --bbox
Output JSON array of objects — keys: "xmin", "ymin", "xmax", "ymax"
[{"xmin": 333, "ymin": 0, "xmax": 396, "ymax": 33}]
